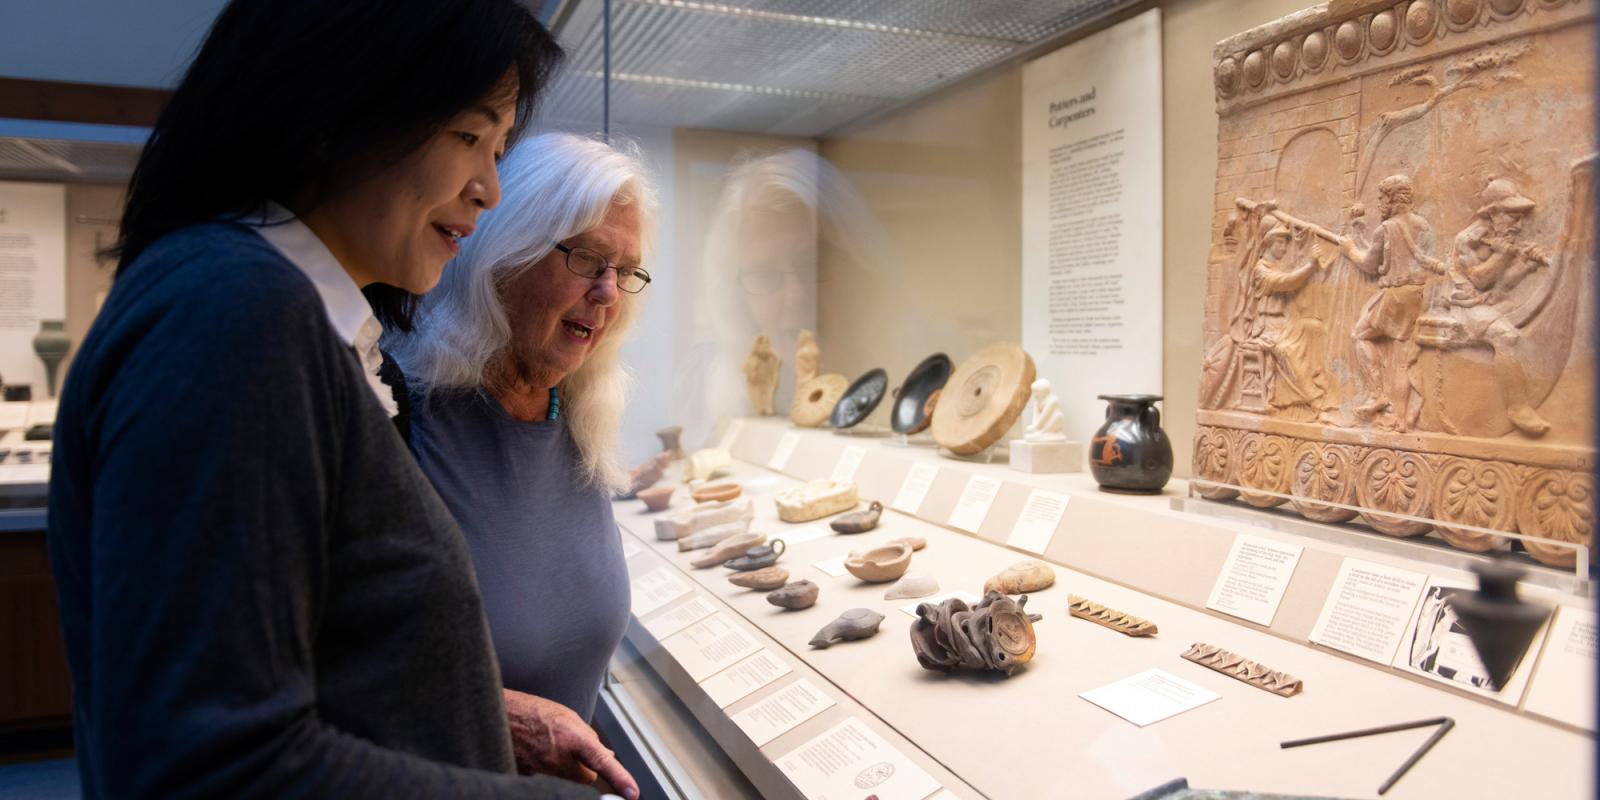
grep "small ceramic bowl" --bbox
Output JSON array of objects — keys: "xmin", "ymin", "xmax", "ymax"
[
  {"xmin": 638, "ymin": 485, "xmax": 675, "ymax": 512},
  {"xmin": 844, "ymin": 543, "xmax": 913, "ymax": 583}
]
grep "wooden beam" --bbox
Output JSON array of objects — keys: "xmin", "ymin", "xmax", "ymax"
[{"xmin": 0, "ymin": 77, "xmax": 169, "ymax": 127}]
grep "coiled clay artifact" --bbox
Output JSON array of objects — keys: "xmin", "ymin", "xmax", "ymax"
[
  {"xmin": 775, "ymin": 479, "xmax": 858, "ymax": 522},
  {"xmin": 767, "ymin": 580, "xmax": 819, "ymax": 610},
  {"xmin": 729, "ymin": 566, "xmax": 790, "ymax": 591},
  {"xmin": 677, "ymin": 519, "xmax": 752, "ymax": 551},
  {"xmin": 844, "ymin": 543, "xmax": 913, "ymax": 583},
  {"xmin": 809, "ymin": 608, "xmax": 885, "ymax": 648},
  {"xmin": 983, "ymin": 560, "xmax": 1056, "ymax": 595},
  {"xmin": 883, "ymin": 575, "xmax": 939, "ymax": 600},
  {"xmin": 910, "ymin": 591, "xmax": 1041, "ymax": 676},
  {"xmin": 691, "ymin": 482, "xmax": 741, "ymax": 503},
  {"xmin": 637, "ymin": 485, "xmax": 675, "ymax": 512},
  {"xmin": 690, "ymin": 532, "xmax": 766, "ymax": 568},
  {"xmin": 829, "ymin": 501, "xmax": 883, "ymax": 533},
  {"xmin": 723, "ymin": 539, "xmax": 786, "ymax": 571}
]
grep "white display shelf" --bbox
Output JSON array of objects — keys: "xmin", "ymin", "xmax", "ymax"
[{"xmin": 613, "ymin": 417, "xmax": 1594, "ymax": 799}]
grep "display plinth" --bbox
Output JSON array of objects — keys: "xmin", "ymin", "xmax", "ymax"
[{"xmin": 1008, "ymin": 438, "xmax": 1082, "ymax": 474}]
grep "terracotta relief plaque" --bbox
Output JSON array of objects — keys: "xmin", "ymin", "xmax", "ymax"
[{"xmin": 1198, "ymin": 0, "xmax": 1594, "ymax": 566}]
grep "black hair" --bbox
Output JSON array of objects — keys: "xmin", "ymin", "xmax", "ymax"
[{"xmin": 113, "ymin": 0, "xmax": 563, "ymax": 329}]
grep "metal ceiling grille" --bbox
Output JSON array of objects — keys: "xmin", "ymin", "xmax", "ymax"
[
  {"xmin": 540, "ymin": 0, "xmax": 1132, "ymax": 135},
  {"xmin": 0, "ymin": 138, "xmax": 141, "ymax": 183}
]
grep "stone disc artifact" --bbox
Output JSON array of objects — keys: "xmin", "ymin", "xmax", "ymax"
[
  {"xmin": 931, "ymin": 342, "xmax": 1037, "ymax": 455},
  {"xmin": 809, "ymin": 608, "xmax": 885, "ymax": 648},
  {"xmin": 730, "ymin": 566, "xmax": 790, "ymax": 591},
  {"xmin": 830, "ymin": 368, "xmax": 889, "ymax": 429},
  {"xmin": 767, "ymin": 580, "xmax": 819, "ymax": 610},
  {"xmin": 891, "ymin": 353, "xmax": 954, "ymax": 435},
  {"xmin": 691, "ymin": 482, "xmax": 742, "ymax": 503},
  {"xmin": 723, "ymin": 539, "xmax": 786, "ymax": 571},
  {"xmin": 791, "ymin": 374, "xmax": 849, "ymax": 428},
  {"xmin": 830, "ymin": 501, "xmax": 883, "ymax": 533},
  {"xmin": 844, "ymin": 543, "xmax": 913, "ymax": 583},
  {"xmin": 983, "ymin": 560, "xmax": 1055, "ymax": 595}
]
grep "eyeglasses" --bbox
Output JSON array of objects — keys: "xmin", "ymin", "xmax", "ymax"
[{"xmin": 553, "ymin": 243, "xmax": 651, "ymax": 294}]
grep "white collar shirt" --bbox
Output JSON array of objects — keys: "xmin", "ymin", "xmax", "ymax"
[{"xmin": 249, "ymin": 204, "xmax": 399, "ymax": 417}]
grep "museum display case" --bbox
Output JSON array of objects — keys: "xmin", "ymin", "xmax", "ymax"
[
  {"xmin": 0, "ymin": 0, "xmax": 1592, "ymax": 795},
  {"xmin": 574, "ymin": 0, "xmax": 1597, "ymax": 798}
]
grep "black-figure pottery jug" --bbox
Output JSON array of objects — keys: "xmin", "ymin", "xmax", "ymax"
[{"xmin": 1088, "ymin": 394, "xmax": 1173, "ymax": 493}]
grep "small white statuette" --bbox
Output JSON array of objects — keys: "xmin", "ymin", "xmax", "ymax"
[{"xmin": 1024, "ymin": 379, "xmax": 1067, "ymax": 442}]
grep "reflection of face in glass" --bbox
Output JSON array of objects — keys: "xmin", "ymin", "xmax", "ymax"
[{"xmin": 732, "ymin": 200, "xmax": 816, "ymax": 337}]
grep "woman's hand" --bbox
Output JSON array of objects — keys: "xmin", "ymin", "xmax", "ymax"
[{"xmin": 503, "ymin": 689, "xmax": 640, "ymax": 799}]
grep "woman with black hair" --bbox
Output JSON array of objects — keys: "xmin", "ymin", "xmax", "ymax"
[{"xmin": 47, "ymin": 1, "xmax": 610, "ymax": 797}]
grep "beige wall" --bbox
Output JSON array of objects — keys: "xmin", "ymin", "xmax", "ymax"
[{"xmin": 814, "ymin": 0, "xmax": 1308, "ymax": 474}]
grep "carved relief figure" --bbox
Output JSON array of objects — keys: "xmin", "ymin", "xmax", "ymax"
[
  {"xmin": 743, "ymin": 334, "xmax": 780, "ymax": 416},
  {"xmin": 1420, "ymin": 179, "xmax": 1551, "ymax": 436},
  {"xmin": 1338, "ymin": 175, "xmax": 1447, "ymax": 431},
  {"xmin": 1244, "ymin": 224, "xmax": 1332, "ymax": 420}
]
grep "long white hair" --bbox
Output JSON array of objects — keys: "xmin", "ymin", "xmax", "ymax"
[{"xmin": 388, "ymin": 132, "xmax": 658, "ymax": 490}]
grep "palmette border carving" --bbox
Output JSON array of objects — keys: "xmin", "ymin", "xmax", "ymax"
[
  {"xmin": 1192, "ymin": 425, "xmax": 1594, "ymax": 567},
  {"xmin": 1181, "ymin": 642, "xmax": 1305, "ymax": 696},
  {"xmin": 1068, "ymin": 594, "xmax": 1159, "ymax": 637},
  {"xmin": 1214, "ymin": 0, "xmax": 1583, "ymax": 99}
]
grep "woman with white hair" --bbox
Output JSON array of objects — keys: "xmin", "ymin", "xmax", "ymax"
[{"xmin": 385, "ymin": 132, "xmax": 653, "ymax": 796}]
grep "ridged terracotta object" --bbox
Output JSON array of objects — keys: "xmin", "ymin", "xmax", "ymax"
[
  {"xmin": 1067, "ymin": 594, "xmax": 1158, "ymax": 637},
  {"xmin": 1181, "ymin": 642, "xmax": 1302, "ymax": 697}
]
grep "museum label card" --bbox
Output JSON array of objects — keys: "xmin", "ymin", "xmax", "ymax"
[
  {"xmin": 1205, "ymin": 534, "xmax": 1303, "ymax": 626},
  {"xmin": 1309, "ymin": 558, "xmax": 1427, "ymax": 664},
  {"xmin": 730, "ymin": 678, "xmax": 835, "ymax": 747},
  {"xmin": 1391, "ymin": 577, "xmax": 1547, "ymax": 704},
  {"xmin": 641, "ymin": 595, "xmax": 717, "ymax": 639},
  {"xmin": 776, "ymin": 717, "xmax": 942, "ymax": 800},
  {"xmin": 0, "ymin": 462, "xmax": 48, "ymax": 484},
  {"xmin": 700, "ymin": 650, "xmax": 793, "ymax": 708},
  {"xmin": 768, "ymin": 432, "xmax": 802, "ymax": 471},
  {"xmin": 717, "ymin": 419, "xmax": 746, "ymax": 451},
  {"xmin": 0, "ymin": 403, "xmax": 27, "ymax": 430},
  {"xmin": 629, "ymin": 568, "xmax": 692, "ymax": 617},
  {"xmin": 947, "ymin": 475, "xmax": 1003, "ymax": 533},
  {"xmin": 620, "ymin": 537, "xmax": 643, "ymax": 559},
  {"xmin": 1080, "ymin": 668, "xmax": 1221, "ymax": 727},
  {"xmin": 1007, "ymin": 489, "xmax": 1070, "ymax": 554},
  {"xmin": 830, "ymin": 446, "xmax": 866, "ymax": 483},
  {"xmin": 25, "ymin": 400, "xmax": 57, "ymax": 427},
  {"xmin": 783, "ymin": 524, "xmax": 835, "ymax": 547},
  {"xmin": 663, "ymin": 613, "xmax": 763, "ymax": 681},
  {"xmin": 899, "ymin": 590, "xmax": 980, "ymax": 618},
  {"xmin": 891, "ymin": 462, "xmax": 940, "ymax": 515},
  {"xmin": 812, "ymin": 556, "xmax": 849, "ymax": 578},
  {"xmin": 1524, "ymin": 605, "xmax": 1597, "ymax": 730}
]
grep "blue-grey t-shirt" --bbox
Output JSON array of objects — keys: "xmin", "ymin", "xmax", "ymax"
[{"xmin": 407, "ymin": 388, "xmax": 631, "ymax": 721}]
